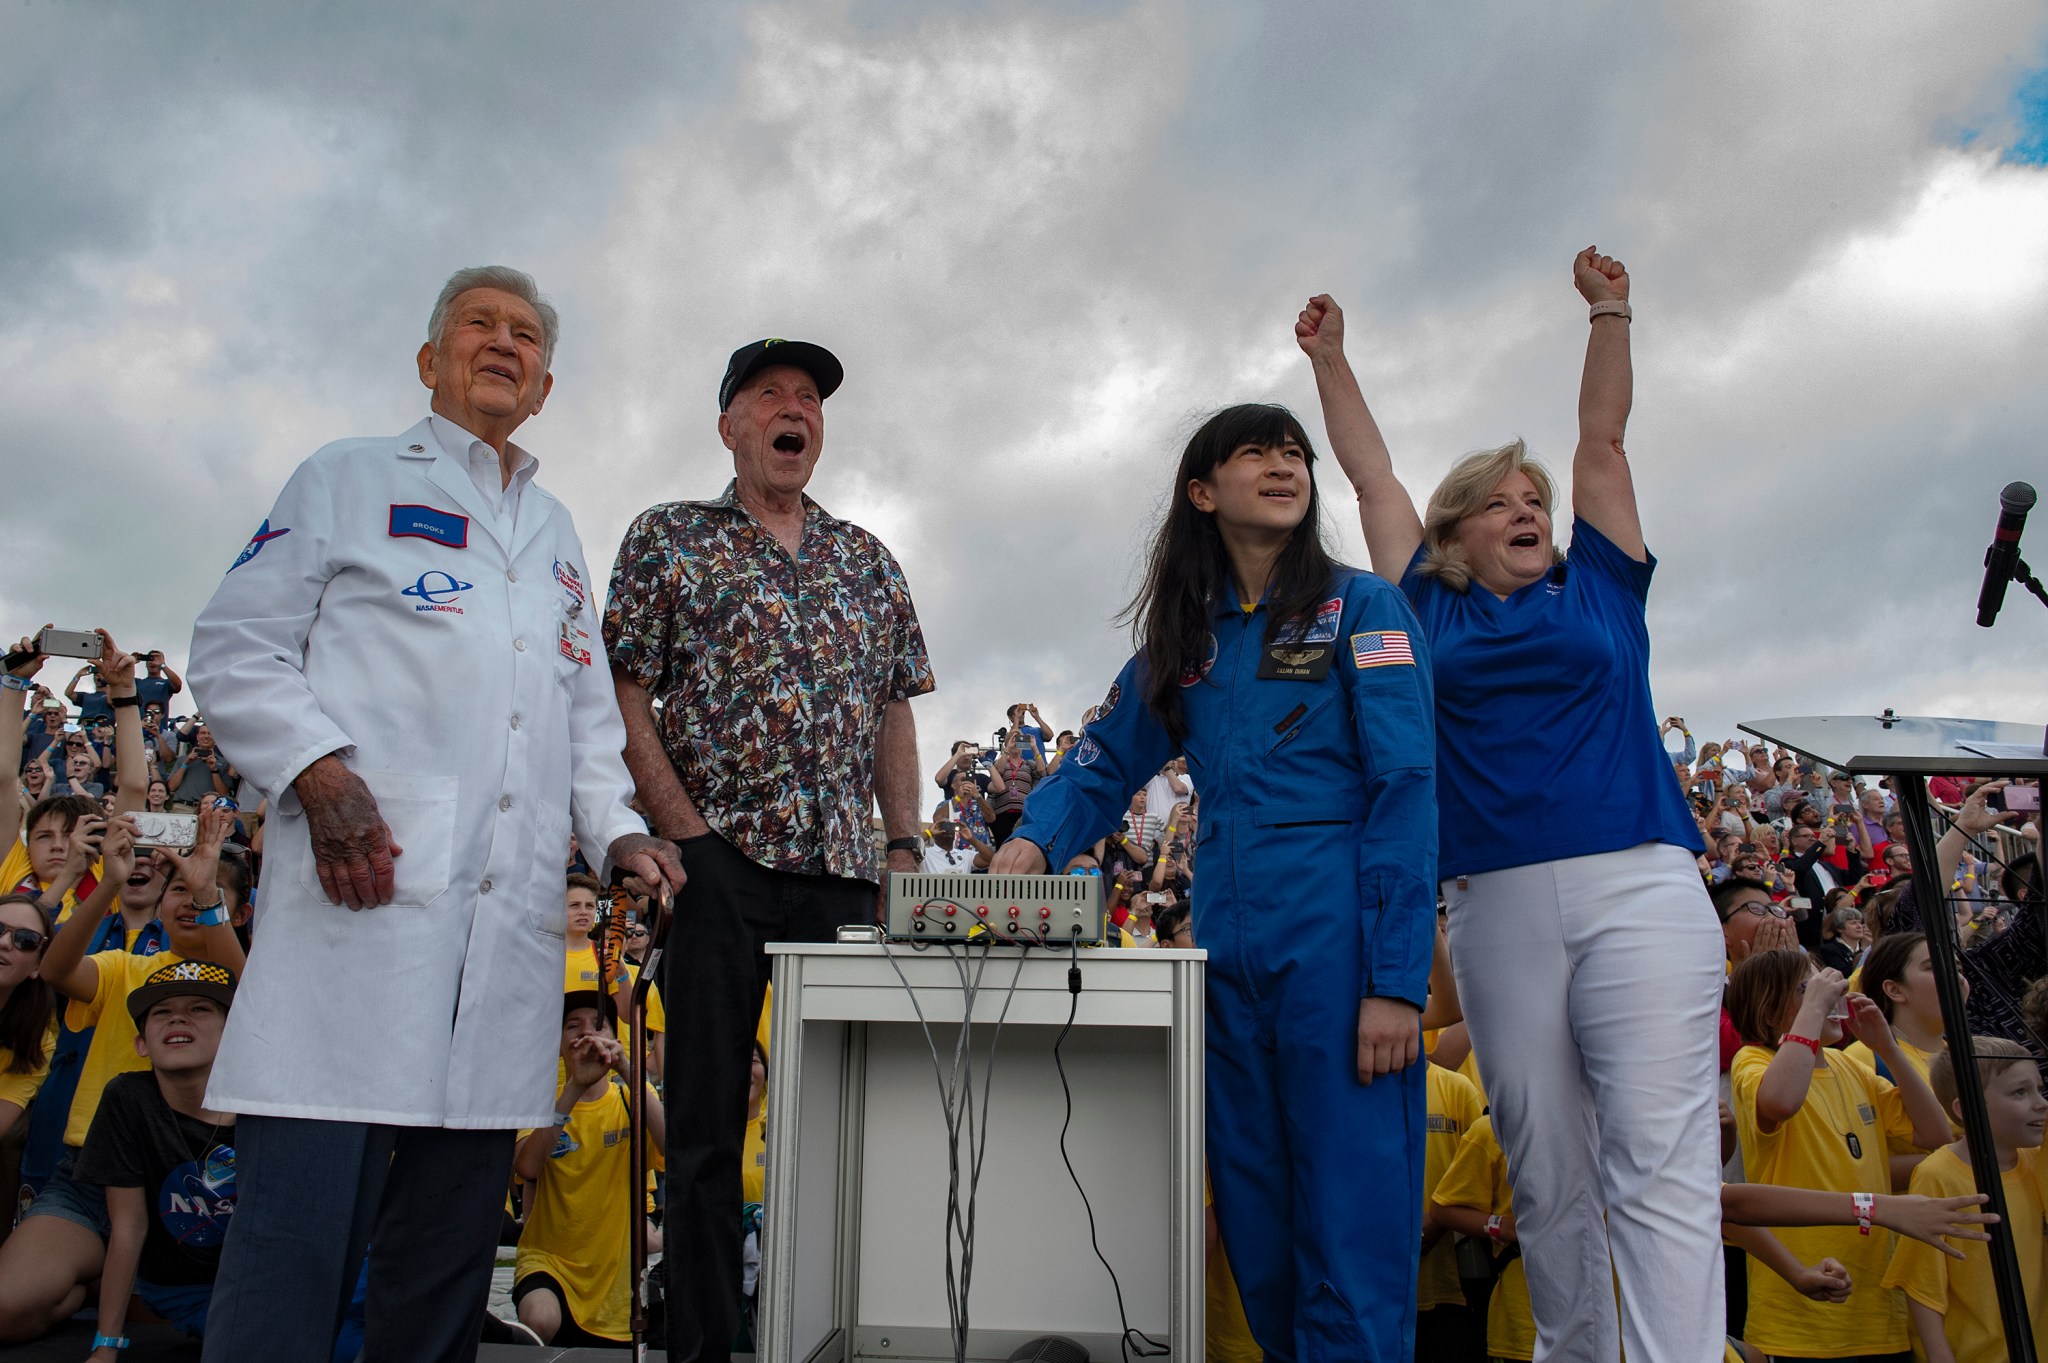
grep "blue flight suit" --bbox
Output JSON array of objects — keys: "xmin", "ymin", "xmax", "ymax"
[{"xmin": 1015, "ymin": 568, "xmax": 1438, "ymax": 1363}]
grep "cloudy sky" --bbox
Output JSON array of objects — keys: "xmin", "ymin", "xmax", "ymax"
[{"xmin": 6, "ymin": 1, "xmax": 2047, "ymax": 790}]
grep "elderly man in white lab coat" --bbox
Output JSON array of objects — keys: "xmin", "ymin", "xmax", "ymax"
[{"xmin": 188, "ymin": 265, "xmax": 681, "ymax": 1363}]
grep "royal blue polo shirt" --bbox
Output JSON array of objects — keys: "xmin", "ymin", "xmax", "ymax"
[{"xmin": 1401, "ymin": 518, "xmax": 1701, "ymax": 878}]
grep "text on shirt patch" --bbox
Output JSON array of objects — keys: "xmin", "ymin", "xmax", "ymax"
[
  {"xmin": 388, "ymin": 504, "xmax": 470, "ymax": 549},
  {"xmin": 402, "ymin": 572, "xmax": 473, "ymax": 614}
]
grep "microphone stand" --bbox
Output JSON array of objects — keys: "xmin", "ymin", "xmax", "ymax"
[{"xmin": 2011, "ymin": 556, "xmax": 2048, "ymax": 612}]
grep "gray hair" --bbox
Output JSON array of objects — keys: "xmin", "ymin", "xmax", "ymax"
[
  {"xmin": 426, "ymin": 265, "xmax": 559, "ymax": 369},
  {"xmin": 1415, "ymin": 438, "xmax": 1564, "ymax": 593}
]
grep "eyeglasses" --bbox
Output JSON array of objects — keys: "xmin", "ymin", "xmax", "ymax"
[
  {"xmin": 1721, "ymin": 900, "xmax": 1789, "ymax": 923},
  {"xmin": 1, "ymin": 926, "xmax": 47, "ymax": 953},
  {"xmin": 627, "ymin": 926, "xmax": 650, "ymax": 939}
]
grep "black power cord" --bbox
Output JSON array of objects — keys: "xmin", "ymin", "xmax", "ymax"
[{"xmin": 1052, "ymin": 930, "xmax": 1170, "ymax": 1363}]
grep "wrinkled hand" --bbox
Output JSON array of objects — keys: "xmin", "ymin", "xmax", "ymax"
[
  {"xmin": 1882, "ymin": 1192, "xmax": 1995, "ymax": 1259},
  {"xmin": 989, "ymin": 839, "xmax": 1048, "ymax": 876},
  {"xmin": 94, "ymin": 628, "xmax": 137, "ymax": 695},
  {"xmin": 609, "ymin": 833, "xmax": 684, "ymax": 898},
  {"xmin": 1294, "ymin": 294, "xmax": 1345, "ymax": 360},
  {"xmin": 1841, "ymin": 992, "xmax": 1891, "ymax": 1051},
  {"xmin": 1573, "ymin": 246, "xmax": 1629, "ymax": 304},
  {"xmin": 1356, "ymin": 996, "xmax": 1421, "ymax": 1085},
  {"xmin": 294, "ymin": 756, "xmax": 403, "ymax": 910},
  {"xmin": 1792, "ymin": 1256, "xmax": 1852, "ymax": 1303}
]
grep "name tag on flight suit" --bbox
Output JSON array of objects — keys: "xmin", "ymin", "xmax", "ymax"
[{"xmin": 1256, "ymin": 595, "xmax": 1342, "ymax": 681}]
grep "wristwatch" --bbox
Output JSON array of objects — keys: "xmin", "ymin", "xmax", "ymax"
[{"xmin": 885, "ymin": 837, "xmax": 921, "ymax": 855}]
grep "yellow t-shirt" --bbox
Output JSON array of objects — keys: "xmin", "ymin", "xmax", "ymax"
[
  {"xmin": 1729, "ymin": 1044, "xmax": 1918, "ymax": 1356},
  {"xmin": 516, "ymin": 1080, "xmax": 639, "ymax": 1342},
  {"xmin": 1204, "ymin": 1176, "xmax": 1262, "ymax": 1363},
  {"xmin": 1431, "ymin": 1115, "xmax": 1534, "ymax": 1362},
  {"xmin": 742, "ymin": 1110, "xmax": 767, "ymax": 1207},
  {"xmin": 0, "ymin": 1020, "xmax": 58, "ymax": 1113},
  {"xmin": 1457, "ymin": 1045, "xmax": 1486, "ymax": 1111},
  {"xmin": 1420, "ymin": 1063, "xmax": 1484, "ymax": 1311},
  {"xmin": 1884, "ymin": 1144, "xmax": 2048, "ymax": 1363},
  {"xmin": 1845, "ymin": 1033, "xmax": 1955, "ymax": 1140},
  {"xmin": 65, "ymin": 949, "xmax": 186, "ymax": 1148}
]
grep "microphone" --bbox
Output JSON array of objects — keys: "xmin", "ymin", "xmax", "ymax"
[{"xmin": 1975, "ymin": 481, "xmax": 2037, "ymax": 627}]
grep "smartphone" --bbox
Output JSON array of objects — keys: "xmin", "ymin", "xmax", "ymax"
[
  {"xmin": 36, "ymin": 627, "xmax": 101, "ymax": 660},
  {"xmin": 132, "ymin": 812, "xmax": 198, "ymax": 850},
  {"xmin": 1145, "ymin": 892, "xmax": 1166, "ymax": 906},
  {"xmin": 1787, "ymin": 896, "xmax": 1813, "ymax": 912},
  {"xmin": 1738, "ymin": 842, "xmax": 1757, "ymax": 854},
  {"xmin": 2006, "ymin": 786, "xmax": 2041, "ymax": 813}
]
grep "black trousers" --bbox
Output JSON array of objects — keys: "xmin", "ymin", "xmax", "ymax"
[{"xmin": 661, "ymin": 832, "xmax": 875, "ymax": 1363}]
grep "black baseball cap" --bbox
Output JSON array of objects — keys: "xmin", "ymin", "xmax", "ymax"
[
  {"xmin": 718, "ymin": 338, "xmax": 843, "ymax": 411},
  {"xmin": 127, "ymin": 959, "xmax": 236, "ymax": 1025},
  {"xmin": 564, "ymin": 989, "xmax": 618, "ymax": 1028}
]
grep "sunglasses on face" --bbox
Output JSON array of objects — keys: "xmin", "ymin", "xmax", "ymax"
[
  {"xmin": 628, "ymin": 926, "xmax": 650, "ymax": 939},
  {"xmin": 1, "ymin": 926, "xmax": 47, "ymax": 953}
]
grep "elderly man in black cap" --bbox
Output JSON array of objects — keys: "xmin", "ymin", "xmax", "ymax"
[{"xmin": 603, "ymin": 338, "xmax": 935, "ymax": 1363}]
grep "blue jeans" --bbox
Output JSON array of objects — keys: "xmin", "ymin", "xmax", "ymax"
[{"xmin": 200, "ymin": 1116, "xmax": 512, "ymax": 1363}]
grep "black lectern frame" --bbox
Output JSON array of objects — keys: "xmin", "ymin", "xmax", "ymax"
[{"xmin": 1738, "ymin": 714, "xmax": 2048, "ymax": 1363}]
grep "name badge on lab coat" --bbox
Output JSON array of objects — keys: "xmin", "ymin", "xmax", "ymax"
[{"xmin": 559, "ymin": 621, "xmax": 593, "ymax": 666}]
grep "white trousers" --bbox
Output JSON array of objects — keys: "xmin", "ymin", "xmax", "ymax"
[{"xmin": 1445, "ymin": 842, "xmax": 1727, "ymax": 1363}]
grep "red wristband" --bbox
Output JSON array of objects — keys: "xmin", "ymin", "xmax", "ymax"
[{"xmin": 1779, "ymin": 1033, "xmax": 1823, "ymax": 1057}]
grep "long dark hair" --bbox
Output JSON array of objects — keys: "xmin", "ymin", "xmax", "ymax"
[
  {"xmin": 1858, "ymin": 931, "xmax": 1926, "ymax": 1024},
  {"xmin": 0, "ymin": 893, "xmax": 54, "ymax": 1075},
  {"xmin": 1123, "ymin": 404, "xmax": 1339, "ymax": 743}
]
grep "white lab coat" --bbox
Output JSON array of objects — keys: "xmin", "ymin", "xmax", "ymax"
[{"xmin": 188, "ymin": 417, "xmax": 643, "ymax": 1128}]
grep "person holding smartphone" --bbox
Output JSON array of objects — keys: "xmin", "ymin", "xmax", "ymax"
[{"xmin": 1297, "ymin": 250, "xmax": 1726, "ymax": 1360}]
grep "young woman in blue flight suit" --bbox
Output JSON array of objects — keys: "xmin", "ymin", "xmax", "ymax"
[{"xmin": 990, "ymin": 404, "xmax": 1439, "ymax": 1363}]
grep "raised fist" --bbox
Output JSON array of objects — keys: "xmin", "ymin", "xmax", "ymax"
[
  {"xmin": 1295, "ymin": 294, "xmax": 1345, "ymax": 359},
  {"xmin": 1574, "ymin": 246, "xmax": 1628, "ymax": 305}
]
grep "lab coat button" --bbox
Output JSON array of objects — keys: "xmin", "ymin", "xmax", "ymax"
[
  {"xmin": 479, "ymin": 878, "xmax": 493, "ymax": 894},
  {"xmin": 499, "ymin": 795, "xmax": 513, "ymax": 811},
  {"xmin": 509, "ymin": 714, "xmax": 522, "ymax": 730},
  {"xmin": 508, "ymin": 569, "xmax": 519, "ymax": 583},
  {"xmin": 513, "ymin": 638, "xmax": 526, "ymax": 653}
]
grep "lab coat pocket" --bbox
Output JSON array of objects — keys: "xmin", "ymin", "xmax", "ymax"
[
  {"xmin": 298, "ymin": 769, "xmax": 457, "ymax": 909},
  {"xmin": 526, "ymin": 810, "xmax": 573, "ymax": 939}
]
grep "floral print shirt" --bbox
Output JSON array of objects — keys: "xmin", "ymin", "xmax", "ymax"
[{"xmin": 603, "ymin": 481, "xmax": 934, "ymax": 882}]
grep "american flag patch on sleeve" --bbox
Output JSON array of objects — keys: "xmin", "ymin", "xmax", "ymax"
[{"xmin": 1349, "ymin": 630, "xmax": 1414, "ymax": 669}]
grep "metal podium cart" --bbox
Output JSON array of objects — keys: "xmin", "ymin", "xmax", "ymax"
[
  {"xmin": 755, "ymin": 942, "xmax": 1206, "ymax": 1363},
  {"xmin": 1739, "ymin": 713, "xmax": 2048, "ymax": 1362}
]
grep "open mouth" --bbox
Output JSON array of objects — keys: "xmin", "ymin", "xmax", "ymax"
[
  {"xmin": 163, "ymin": 1030, "xmax": 195, "ymax": 1046},
  {"xmin": 1260, "ymin": 488, "xmax": 1296, "ymax": 500},
  {"xmin": 772, "ymin": 432, "xmax": 806, "ymax": 455},
  {"xmin": 1509, "ymin": 532, "xmax": 1541, "ymax": 549},
  {"xmin": 479, "ymin": 363, "xmax": 518, "ymax": 384}
]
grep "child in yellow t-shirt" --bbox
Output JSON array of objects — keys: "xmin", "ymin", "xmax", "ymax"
[
  {"xmin": 1844, "ymin": 931, "xmax": 1955, "ymax": 1145},
  {"xmin": 1884, "ymin": 1037, "xmax": 2048, "ymax": 1363},
  {"xmin": 1725, "ymin": 950, "xmax": 1951, "ymax": 1360},
  {"xmin": 513, "ymin": 991, "xmax": 663, "ymax": 1348},
  {"xmin": 1418, "ymin": 1060, "xmax": 1485, "ymax": 1349},
  {"xmin": 1431, "ymin": 1114, "xmax": 1535, "ymax": 1362}
]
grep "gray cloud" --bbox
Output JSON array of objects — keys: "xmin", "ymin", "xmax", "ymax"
[{"xmin": 3, "ymin": 0, "xmax": 2046, "ymax": 797}]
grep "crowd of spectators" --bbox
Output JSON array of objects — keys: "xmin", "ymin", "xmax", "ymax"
[{"xmin": 1, "ymin": 629, "xmax": 2045, "ymax": 1361}]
